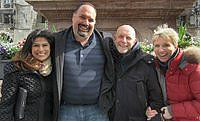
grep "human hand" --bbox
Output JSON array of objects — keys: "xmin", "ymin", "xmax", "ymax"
[
  {"xmin": 161, "ymin": 107, "xmax": 172, "ymax": 120},
  {"xmin": 146, "ymin": 106, "xmax": 158, "ymax": 120}
]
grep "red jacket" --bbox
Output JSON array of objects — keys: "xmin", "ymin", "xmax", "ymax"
[{"xmin": 156, "ymin": 48, "xmax": 200, "ymax": 121}]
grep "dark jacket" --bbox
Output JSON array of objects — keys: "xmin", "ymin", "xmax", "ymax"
[
  {"xmin": 0, "ymin": 62, "xmax": 54, "ymax": 121},
  {"xmin": 100, "ymin": 41, "xmax": 163, "ymax": 121},
  {"xmin": 155, "ymin": 47, "xmax": 200, "ymax": 121},
  {"xmin": 53, "ymin": 26, "xmax": 113, "ymax": 119}
]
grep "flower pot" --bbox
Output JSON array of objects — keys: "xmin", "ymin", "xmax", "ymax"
[{"xmin": 0, "ymin": 60, "xmax": 11, "ymax": 80}]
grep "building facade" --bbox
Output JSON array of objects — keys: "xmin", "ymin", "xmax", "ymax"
[
  {"xmin": 26, "ymin": 0, "xmax": 200, "ymax": 42},
  {"xmin": 0, "ymin": 0, "xmax": 200, "ymax": 42},
  {"xmin": 0, "ymin": 0, "xmax": 44, "ymax": 42}
]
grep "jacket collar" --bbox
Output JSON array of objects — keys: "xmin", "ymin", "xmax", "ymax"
[
  {"xmin": 111, "ymin": 42, "xmax": 148, "ymax": 74},
  {"xmin": 168, "ymin": 48, "xmax": 183, "ymax": 71},
  {"xmin": 68, "ymin": 28, "xmax": 94, "ymax": 48},
  {"xmin": 111, "ymin": 41, "xmax": 140, "ymax": 62}
]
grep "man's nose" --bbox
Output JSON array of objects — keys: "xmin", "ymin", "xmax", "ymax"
[
  {"xmin": 121, "ymin": 37, "xmax": 127, "ymax": 43},
  {"xmin": 83, "ymin": 19, "xmax": 89, "ymax": 25}
]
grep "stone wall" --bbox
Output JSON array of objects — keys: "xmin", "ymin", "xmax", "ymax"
[
  {"xmin": 27, "ymin": 0, "xmax": 199, "ymax": 43},
  {"xmin": 49, "ymin": 15, "xmax": 176, "ymax": 43},
  {"xmin": 14, "ymin": 0, "xmax": 37, "ymax": 42}
]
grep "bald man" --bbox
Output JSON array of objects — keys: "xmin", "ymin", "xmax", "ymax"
[{"xmin": 104, "ymin": 25, "xmax": 164, "ymax": 120}]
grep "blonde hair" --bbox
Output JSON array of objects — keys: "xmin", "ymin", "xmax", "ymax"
[{"xmin": 152, "ymin": 24, "xmax": 179, "ymax": 48}]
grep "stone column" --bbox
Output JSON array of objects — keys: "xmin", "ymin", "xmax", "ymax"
[{"xmin": 13, "ymin": 0, "xmax": 37, "ymax": 42}]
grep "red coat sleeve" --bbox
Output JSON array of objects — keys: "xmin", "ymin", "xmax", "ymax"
[{"xmin": 171, "ymin": 65, "xmax": 200, "ymax": 120}]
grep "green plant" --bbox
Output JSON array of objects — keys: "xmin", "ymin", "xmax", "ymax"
[
  {"xmin": 140, "ymin": 23, "xmax": 200, "ymax": 54},
  {"xmin": 51, "ymin": 24, "xmax": 57, "ymax": 32},
  {"xmin": 44, "ymin": 21, "xmax": 57, "ymax": 32},
  {"xmin": 0, "ymin": 31, "xmax": 13, "ymax": 43},
  {"xmin": 178, "ymin": 23, "xmax": 200, "ymax": 48},
  {"xmin": 140, "ymin": 41, "xmax": 153, "ymax": 54},
  {"xmin": 0, "ymin": 31, "xmax": 23, "ymax": 60}
]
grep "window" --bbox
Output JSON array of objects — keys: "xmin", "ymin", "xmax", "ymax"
[{"xmin": 4, "ymin": 0, "xmax": 13, "ymax": 8}]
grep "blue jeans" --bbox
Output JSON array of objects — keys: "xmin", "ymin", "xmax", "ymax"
[{"xmin": 58, "ymin": 103, "xmax": 109, "ymax": 121}]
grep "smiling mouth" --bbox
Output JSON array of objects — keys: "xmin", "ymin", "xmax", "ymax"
[
  {"xmin": 158, "ymin": 53, "xmax": 168, "ymax": 57},
  {"xmin": 37, "ymin": 53, "xmax": 46, "ymax": 56},
  {"xmin": 79, "ymin": 24, "xmax": 89, "ymax": 32},
  {"xmin": 158, "ymin": 54, "xmax": 169, "ymax": 60},
  {"xmin": 120, "ymin": 44, "xmax": 128, "ymax": 48}
]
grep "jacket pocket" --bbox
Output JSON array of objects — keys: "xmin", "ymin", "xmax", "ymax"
[
  {"xmin": 136, "ymin": 81, "xmax": 147, "ymax": 110},
  {"xmin": 14, "ymin": 87, "xmax": 27, "ymax": 120}
]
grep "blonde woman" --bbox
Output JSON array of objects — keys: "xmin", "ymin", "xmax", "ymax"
[{"xmin": 146, "ymin": 24, "xmax": 200, "ymax": 121}]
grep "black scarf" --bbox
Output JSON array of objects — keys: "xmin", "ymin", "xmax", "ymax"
[
  {"xmin": 158, "ymin": 48, "xmax": 179, "ymax": 73},
  {"xmin": 111, "ymin": 41, "xmax": 140, "ymax": 62},
  {"xmin": 110, "ymin": 41, "xmax": 140, "ymax": 78}
]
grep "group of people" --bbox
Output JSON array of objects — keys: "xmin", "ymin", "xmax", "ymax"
[{"xmin": 0, "ymin": 2, "xmax": 199, "ymax": 121}]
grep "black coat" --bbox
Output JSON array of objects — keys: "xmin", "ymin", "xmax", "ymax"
[
  {"xmin": 0, "ymin": 62, "xmax": 54, "ymax": 121},
  {"xmin": 100, "ymin": 41, "xmax": 164, "ymax": 121}
]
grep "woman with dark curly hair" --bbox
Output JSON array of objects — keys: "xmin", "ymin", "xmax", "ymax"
[{"xmin": 0, "ymin": 29, "xmax": 55, "ymax": 120}]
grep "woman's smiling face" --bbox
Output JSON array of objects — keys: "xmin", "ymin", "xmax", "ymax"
[
  {"xmin": 31, "ymin": 37, "xmax": 50, "ymax": 62},
  {"xmin": 153, "ymin": 37, "xmax": 177, "ymax": 62}
]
